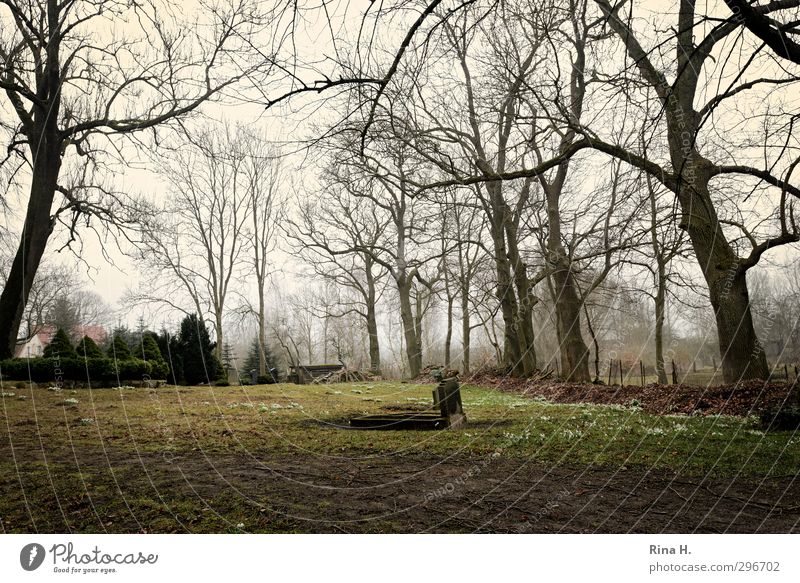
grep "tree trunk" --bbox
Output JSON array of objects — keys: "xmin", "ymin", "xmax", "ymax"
[
  {"xmin": 461, "ymin": 286, "xmax": 471, "ymax": 375},
  {"xmin": 551, "ymin": 265, "xmax": 591, "ymax": 381},
  {"xmin": 397, "ymin": 278, "xmax": 422, "ymax": 378},
  {"xmin": 444, "ymin": 294, "xmax": 454, "ymax": 368},
  {"xmin": 0, "ymin": 141, "xmax": 61, "ymax": 359},
  {"xmin": 709, "ymin": 269, "xmax": 769, "ymax": 381},
  {"xmin": 257, "ymin": 286, "xmax": 267, "ymax": 376},
  {"xmin": 364, "ymin": 259, "xmax": 381, "ymax": 375},
  {"xmin": 544, "ymin": 175, "xmax": 590, "ymax": 382},
  {"xmin": 214, "ymin": 313, "xmax": 224, "ymax": 361},
  {"xmin": 0, "ymin": 7, "xmax": 64, "ymax": 359},
  {"xmin": 486, "ymin": 189, "xmax": 535, "ymax": 376},
  {"xmin": 653, "ymin": 266, "xmax": 668, "ymax": 384},
  {"xmin": 505, "ymin": 221, "xmax": 537, "ymax": 375},
  {"xmin": 366, "ymin": 304, "xmax": 381, "ymax": 375},
  {"xmin": 672, "ymin": 160, "xmax": 769, "ymax": 382}
]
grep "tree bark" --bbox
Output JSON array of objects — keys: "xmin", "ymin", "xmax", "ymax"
[
  {"xmin": 653, "ymin": 263, "xmax": 668, "ymax": 384},
  {"xmin": 444, "ymin": 294, "xmax": 454, "ymax": 369},
  {"xmin": 551, "ymin": 265, "xmax": 591, "ymax": 381},
  {"xmin": 365, "ymin": 261, "xmax": 382, "ymax": 375},
  {"xmin": 0, "ymin": 146, "xmax": 61, "ymax": 358},
  {"xmin": 677, "ymin": 163, "xmax": 769, "ymax": 381},
  {"xmin": 544, "ymin": 182, "xmax": 590, "ymax": 382},
  {"xmin": 461, "ymin": 284, "xmax": 471, "ymax": 375},
  {"xmin": 257, "ymin": 287, "xmax": 268, "ymax": 376},
  {"xmin": 486, "ymin": 183, "xmax": 536, "ymax": 376},
  {"xmin": 398, "ymin": 277, "xmax": 422, "ymax": 377},
  {"xmin": 0, "ymin": 1, "xmax": 63, "ymax": 359}
]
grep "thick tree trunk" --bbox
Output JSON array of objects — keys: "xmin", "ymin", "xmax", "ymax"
[
  {"xmin": 0, "ymin": 5, "xmax": 63, "ymax": 359},
  {"xmin": 675, "ymin": 163, "xmax": 769, "ymax": 382},
  {"xmin": 505, "ymin": 223, "xmax": 537, "ymax": 375},
  {"xmin": 214, "ymin": 313, "xmax": 224, "ymax": 361},
  {"xmin": 397, "ymin": 278, "xmax": 422, "ymax": 378},
  {"xmin": 709, "ymin": 269, "xmax": 769, "ymax": 381},
  {"xmin": 366, "ymin": 305, "xmax": 381, "ymax": 375},
  {"xmin": 487, "ymin": 189, "xmax": 536, "ymax": 376},
  {"xmin": 551, "ymin": 266, "xmax": 591, "ymax": 381},
  {"xmin": 0, "ymin": 144, "xmax": 61, "ymax": 359},
  {"xmin": 543, "ymin": 176, "xmax": 589, "ymax": 382}
]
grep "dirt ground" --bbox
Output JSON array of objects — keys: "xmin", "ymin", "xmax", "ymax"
[{"xmin": 2, "ymin": 444, "xmax": 798, "ymax": 533}]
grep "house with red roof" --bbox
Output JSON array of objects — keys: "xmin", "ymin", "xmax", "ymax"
[{"xmin": 14, "ymin": 324, "xmax": 108, "ymax": 358}]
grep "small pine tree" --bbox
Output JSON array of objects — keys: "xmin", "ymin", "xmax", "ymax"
[
  {"xmin": 139, "ymin": 333, "xmax": 169, "ymax": 379},
  {"xmin": 140, "ymin": 333, "xmax": 163, "ymax": 362},
  {"xmin": 242, "ymin": 337, "xmax": 277, "ymax": 378},
  {"xmin": 167, "ymin": 334, "xmax": 183, "ymax": 385},
  {"xmin": 178, "ymin": 314, "xmax": 217, "ymax": 385},
  {"xmin": 76, "ymin": 335, "xmax": 103, "ymax": 358},
  {"xmin": 221, "ymin": 342, "xmax": 235, "ymax": 371},
  {"xmin": 155, "ymin": 329, "xmax": 172, "ymax": 361},
  {"xmin": 107, "ymin": 333, "xmax": 132, "ymax": 360},
  {"xmin": 43, "ymin": 328, "xmax": 77, "ymax": 359},
  {"xmin": 242, "ymin": 338, "xmax": 260, "ymax": 373}
]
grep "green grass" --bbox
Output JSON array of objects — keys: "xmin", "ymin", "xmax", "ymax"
[
  {"xmin": 1, "ymin": 380, "xmax": 797, "ymax": 533},
  {"xmin": 1, "ymin": 380, "xmax": 797, "ymax": 475}
]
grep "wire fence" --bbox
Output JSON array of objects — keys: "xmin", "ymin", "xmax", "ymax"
[{"xmin": 599, "ymin": 360, "xmax": 800, "ymax": 387}]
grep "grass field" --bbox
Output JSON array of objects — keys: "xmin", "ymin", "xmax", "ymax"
[{"xmin": 1, "ymin": 381, "xmax": 798, "ymax": 533}]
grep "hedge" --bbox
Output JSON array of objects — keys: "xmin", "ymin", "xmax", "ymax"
[{"xmin": 0, "ymin": 357, "xmax": 157, "ymax": 383}]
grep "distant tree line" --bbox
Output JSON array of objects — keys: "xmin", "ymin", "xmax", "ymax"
[{"xmin": 0, "ymin": 314, "xmax": 280, "ymax": 386}]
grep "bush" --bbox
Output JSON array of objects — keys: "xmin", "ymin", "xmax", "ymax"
[
  {"xmin": 76, "ymin": 335, "xmax": 103, "ymax": 358},
  {"xmin": 109, "ymin": 358, "xmax": 152, "ymax": 381},
  {"xmin": 107, "ymin": 334, "xmax": 132, "ymax": 360},
  {"xmin": 149, "ymin": 361, "xmax": 169, "ymax": 380},
  {"xmin": 138, "ymin": 334, "xmax": 169, "ymax": 380},
  {"xmin": 257, "ymin": 372, "xmax": 279, "ymax": 385},
  {"xmin": 0, "ymin": 357, "xmax": 152, "ymax": 384},
  {"xmin": 760, "ymin": 404, "xmax": 800, "ymax": 431},
  {"xmin": 215, "ymin": 380, "xmax": 230, "ymax": 387},
  {"xmin": 43, "ymin": 328, "xmax": 77, "ymax": 359}
]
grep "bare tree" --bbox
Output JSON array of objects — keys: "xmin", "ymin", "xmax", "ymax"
[
  {"xmin": 437, "ymin": 187, "xmax": 489, "ymax": 374},
  {"xmin": 723, "ymin": 0, "xmax": 800, "ymax": 64},
  {"xmin": 0, "ymin": 0, "xmax": 287, "ymax": 357},
  {"xmin": 241, "ymin": 132, "xmax": 283, "ymax": 376},
  {"xmin": 584, "ymin": 0, "xmax": 800, "ymax": 381},
  {"xmin": 291, "ymin": 176, "xmax": 390, "ymax": 374},
  {"xmin": 133, "ymin": 124, "xmax": 253, "ymax": 358}
]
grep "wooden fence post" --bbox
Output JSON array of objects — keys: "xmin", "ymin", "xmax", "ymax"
[{"xmin": 671, "ymin": 360, "xmax": 678, "ymax": 385}]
